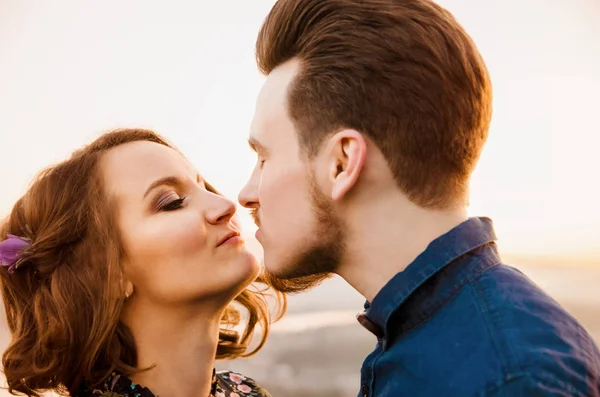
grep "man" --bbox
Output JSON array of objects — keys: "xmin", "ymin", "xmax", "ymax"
[{"xmin": 238, "ymin": 0, "xmax": 600, "ymax": 395}]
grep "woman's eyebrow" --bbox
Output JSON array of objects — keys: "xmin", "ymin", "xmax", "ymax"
[{"xmin": 143, "ymin": 176, "xmax": 181, "ymax": 199}]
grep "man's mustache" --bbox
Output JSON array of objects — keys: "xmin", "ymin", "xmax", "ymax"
[{"xmin": 250, "ymin": 208, "xmax": 261, "ymax": 228}]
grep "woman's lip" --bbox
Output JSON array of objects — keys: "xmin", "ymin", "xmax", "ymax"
[
  {"xmin": 217, "ymin": 230, "xmax": 240, "ymax": 246},
  {"xmin": 220, "ymin": 235, "xmax": 243, "ymax": 246}
]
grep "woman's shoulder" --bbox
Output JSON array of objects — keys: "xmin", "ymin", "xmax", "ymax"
[
  {"xmin": 215, "ymin": 370, "xmax": 272, "ymax": 397},
  {"xmin": 74, "ymin": 371, "xmax": 154, "ymax": 397},
  {"xmin": 74, "ymin": 370, "xmax": 270, "ymax": 397}
]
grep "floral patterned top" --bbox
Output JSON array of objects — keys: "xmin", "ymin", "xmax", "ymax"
[{"xmin": 76, "ymin": 369, "xmax": 271, "ymax": 397}]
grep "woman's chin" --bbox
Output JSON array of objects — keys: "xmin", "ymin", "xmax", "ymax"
[
  {"xmin": 240, "ymin": 248, "xmax": 261, "ymax": 276},
  {"xmin": 225, "ymin": 251, "xmax": 262, "ymax": 294}
]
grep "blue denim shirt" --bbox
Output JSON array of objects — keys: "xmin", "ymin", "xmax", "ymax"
[{"xmin": 358, "ymin": 217, "xmax": 600, "ymax": 396}]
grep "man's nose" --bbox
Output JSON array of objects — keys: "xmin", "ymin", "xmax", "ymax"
[{"xmin": 238, "ymin": 178, "xmax": 259, "ymax": 209}]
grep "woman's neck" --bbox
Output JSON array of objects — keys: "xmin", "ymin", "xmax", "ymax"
[{"xmin": 123, "ymin": 301, "xmax": 223, "ymax": 397}]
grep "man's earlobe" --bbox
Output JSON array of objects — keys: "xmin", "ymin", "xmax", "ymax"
[{"xmin": 330, "ymin": 130, "xmax": 367, "ymax": 201}]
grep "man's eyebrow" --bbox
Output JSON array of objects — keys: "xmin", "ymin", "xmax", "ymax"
[
  {"xmin": 248, "ymin": 137, "xmax": 267, "ymax": 154},
  {"xmin": 143, "ymin": 176, "xmax": 181, "ymax": 199}
]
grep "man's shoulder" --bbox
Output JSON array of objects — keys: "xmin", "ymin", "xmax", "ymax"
[
  {"xmin": 470, "ymin": 263, "xmax": 600, "ymax": 393},
  {"xmin": 472, "ymin": 263, "xmax": 589, "ymax": 347},
  {"xmin": 480, "ymin": 370, "xmax": 600, "ymax": 397},
  {"xmin": 469, "ymin": 263, "xmax": 590, "ymax": 349},
  {"xmin": 372, "ymin": 262, "xmax": 600, "ymax": 395}
]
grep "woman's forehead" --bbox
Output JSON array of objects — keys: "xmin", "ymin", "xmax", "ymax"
[{"xmin": 100, "ymin": 141, "xmax": 196, "ymax": 199}]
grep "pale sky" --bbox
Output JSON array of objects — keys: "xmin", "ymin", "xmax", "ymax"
[{"xmin": 0, "ymin": 1, "xmax": 599, "ymax": 258}]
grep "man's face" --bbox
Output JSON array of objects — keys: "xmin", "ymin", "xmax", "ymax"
[{"xmin": 238, "ymin": 60, "xmax": 344, "ymax": 293}]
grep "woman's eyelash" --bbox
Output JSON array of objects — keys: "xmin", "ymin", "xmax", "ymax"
[{"xmin": 160, "ymin": 197, "xmax": 186, "ymax": 211}]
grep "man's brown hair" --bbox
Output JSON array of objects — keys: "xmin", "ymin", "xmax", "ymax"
[
  {"xmin": 0, "ymin": 129, "xmax": 284, "ymax": 396},
  {"xmin": 256, "ymin": 0, "xmax": 492, "ymax": 208}
]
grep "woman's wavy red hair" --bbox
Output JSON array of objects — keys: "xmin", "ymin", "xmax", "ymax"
[{"xmin": 0, "ymin": 128, "xmax": 285, "ymax": 396}]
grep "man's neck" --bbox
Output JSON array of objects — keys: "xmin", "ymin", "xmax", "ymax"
[
  {"xmin": 338, "ymin": 196, "xmax": 468, "ymax": 303},
  {"xmin": 123, "ymin": 301, "xmax": 223, "ymax": 397}
]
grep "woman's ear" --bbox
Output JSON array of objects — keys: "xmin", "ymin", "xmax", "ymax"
[{"xmin": 124, "ymin": 279, "xmax": 134, "ymax": 299}]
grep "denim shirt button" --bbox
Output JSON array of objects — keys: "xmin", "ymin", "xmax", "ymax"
[
  {"xmin": 361, "ymin": 384, "xmax": 369, "ymax": 397},
  {"xmin": 357, "ymin": 312, "xmax": 384, "ymax": 338}
]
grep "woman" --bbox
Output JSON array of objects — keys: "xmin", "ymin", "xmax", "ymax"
[{"xmin": 0, "ymin": 128, "xmax": 284, "ymax": 397}]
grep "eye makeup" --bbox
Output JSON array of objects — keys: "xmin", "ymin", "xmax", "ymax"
[{"xmin": 153, "ymin": 191, "xmax": 186, "ymax": 212}]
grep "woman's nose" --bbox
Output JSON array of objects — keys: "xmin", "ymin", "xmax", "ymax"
[{"xmin": 205, "ymin": 194, "xmax": 237, "ymax": 225}]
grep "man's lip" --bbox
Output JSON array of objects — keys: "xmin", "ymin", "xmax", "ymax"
[{"xmin": 217, "ymin": 231, "xmax": 241, "ymax": 247}]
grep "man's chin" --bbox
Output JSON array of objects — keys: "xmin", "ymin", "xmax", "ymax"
[{"xmin": 261, "ymin": 269, "xmax": 333, "ymax": 294}]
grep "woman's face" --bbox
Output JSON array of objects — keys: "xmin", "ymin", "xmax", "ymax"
[{"xmin": 101, "ymin": 140, "xmax": 259, "ymax": 306}]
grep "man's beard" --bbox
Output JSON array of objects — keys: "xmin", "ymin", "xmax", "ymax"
[{"xmin": 261, "ymin": 176, "xmax": 345, "ymax": 294}]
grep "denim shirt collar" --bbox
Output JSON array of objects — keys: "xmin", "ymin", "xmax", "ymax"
[{"xmin": 359, "ymin": 217, "xmax": 498, "ymax": 340}]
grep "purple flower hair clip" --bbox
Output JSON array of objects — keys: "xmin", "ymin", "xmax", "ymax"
[{"xmin": 0, "ymin": 234, "xmax": 32, "ymax": 274}]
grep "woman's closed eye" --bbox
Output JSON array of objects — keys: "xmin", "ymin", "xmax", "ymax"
[{"xmin": 156, "ymin": 194, "xmax": 187, "ymax": 212}]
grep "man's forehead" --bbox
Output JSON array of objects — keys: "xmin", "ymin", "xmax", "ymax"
[
  {"xmin": 250, "ymin": 89, "xmax": 284, "ymax": 144},
  {"xmin": 255, "ymin": 84, "xmax": 286, "ymax": 123},
  {"xmin": 250, "ymin": 60, "xmax": 301, "ymax": 149},
  {"xmin": 256, "ymin": 59, "xmax": 299, "ymax": 113}
]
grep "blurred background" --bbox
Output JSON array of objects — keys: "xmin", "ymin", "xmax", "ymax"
[{"xmin": 1, "ymin": 1, "xmax": 599, "ymax": 396}]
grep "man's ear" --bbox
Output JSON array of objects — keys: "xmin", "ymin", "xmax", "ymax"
[{"xmin": 325, "ymin": 129, "xmax": 367, "ymax": 201}]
